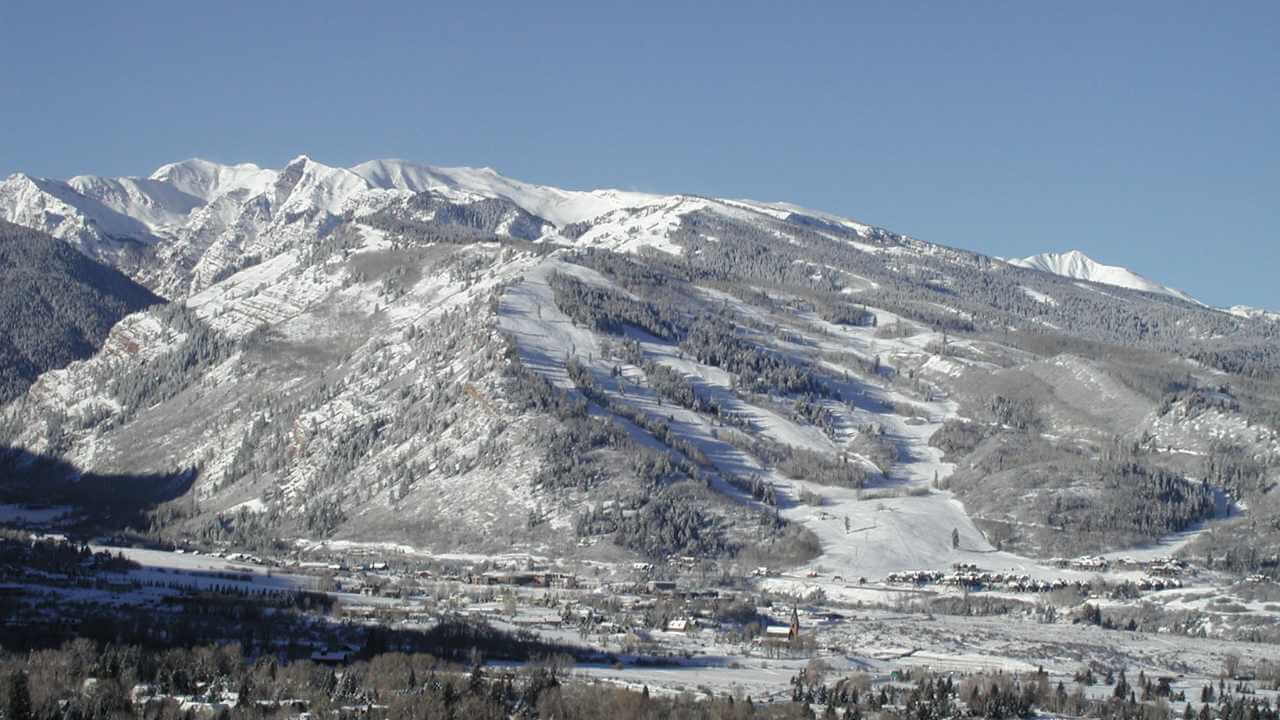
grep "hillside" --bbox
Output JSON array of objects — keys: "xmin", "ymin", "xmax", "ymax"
[
  {"xmin": 0, "ymin": 221, "xmax": 161, "ymax": 405},
  {"xmin": 1, "ymin": 158, "xmax": 1279, "ymax": 579}
]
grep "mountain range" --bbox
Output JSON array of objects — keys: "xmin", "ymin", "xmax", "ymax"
[{"xmin": 1, "ymin": 156, "xmax": 1278, "ymax": 574}]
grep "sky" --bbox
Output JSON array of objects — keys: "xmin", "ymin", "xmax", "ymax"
[{"xmin": 1, "ymin": 1, "xmax": 1276, "ymax": 309}]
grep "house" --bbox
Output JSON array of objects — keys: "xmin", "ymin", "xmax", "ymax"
[
  {"xmin": 311, "ymin": 649, "xmax": 353, "ymax": 665},
  {"xmin": 647, "ymin": 580, "xmax": 677, "ymax": 594},
  {"xmin": 763, "ymin": 607, "xmax": 801, "ymax": 644},
  {"xmin": 665, "ymin": 618, "xmax": 691, "ymax": 633},
  {"xmin": 764, "ymin": 626, "xmax": 793, "ymax": 641},
  {"xmin": 550, "ymin": 573, "xmax": 578, "ymax": 589}
]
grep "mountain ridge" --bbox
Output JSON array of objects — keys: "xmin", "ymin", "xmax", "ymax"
[{"xmin": 5, "ymin": 157, "xmax": 1249, "ymax": 314}]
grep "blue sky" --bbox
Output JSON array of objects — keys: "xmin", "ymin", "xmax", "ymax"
[{"xmin": 2, "ymin": 1, "xmax": 1276, "ymax": 308}]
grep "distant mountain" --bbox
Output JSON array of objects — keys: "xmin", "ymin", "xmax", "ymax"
[
  {"xmin": 1006, "ymin": 249, "xmax": 1199, "ymax": 304},
  {"xmin": 0, "ymin": 221, "xmax": 160, "ymax": 404},
  {"xmin": 1227, "ymin": 305, "xmax": 1280, "ymax": 323}
]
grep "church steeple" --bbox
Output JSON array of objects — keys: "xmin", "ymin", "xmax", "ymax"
[{"xmin": 789, "ymin": 606, "xmax": 800, "ymax": 640}]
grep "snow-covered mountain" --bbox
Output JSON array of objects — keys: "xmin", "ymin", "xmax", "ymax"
[
  {"xmin": 4, "ymin": 153, "xmax": 1279, "ymax": 566},
  {"xmin": 0, "ymin": 156, "xmax": 677, "ymax": 298},
  {"xmin": 1227, "ymin": 305, "xmax": 1280, "ymax": 323},
  {"xmin": 1006, "ymin": 249, "xmax": 1199, "ymax": 304}
]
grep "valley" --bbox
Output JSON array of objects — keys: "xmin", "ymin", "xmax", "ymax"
[{"xmin": 1, "ymin": 156, "xmax": 1279, "ymax": 716}]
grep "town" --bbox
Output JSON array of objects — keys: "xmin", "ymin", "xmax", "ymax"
[{"xmin": 4, "ymin": 516, "xmax": 1279, "ymax": 719}]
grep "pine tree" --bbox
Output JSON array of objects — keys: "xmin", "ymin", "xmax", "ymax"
[
  {"xmin": 1114, "ymin": 669, "xmax": 1129, "ymax": 699},
  {"xmin": 5, "ymin": 671, "xmax": 32, "ymax": 720}
]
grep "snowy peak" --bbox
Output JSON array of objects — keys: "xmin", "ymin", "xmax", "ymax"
[
  {"xmin": 1007, "ymin": 249, "xmax": 1198, "ymax": 304},
  {"xmin": 1228, "ymin": 305, "xmax": 1280, "ymax": 323},
  {"xmin": 0, "ymin": 171, "xmax": 158, "ymax": 246},
  {"xmin": 351, "ymin": 158, "xmax": 665, "ymax": 226},
  {"xmin": 66, "ymin": 174, "xmax": 205, "ymax": 229},
  {"xmin": 148, "ymin": 158, "xmax": 277, "ymax": 203},
  {"xmin": 350, "ymin": 158, "xmax": 456, "ymax": 194}
]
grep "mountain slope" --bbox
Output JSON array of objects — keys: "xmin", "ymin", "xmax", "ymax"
[
  {"xmin": 2, "ymin": 156, "xmax": 1279, "ymax": 575},
  {"xmin": 1007, "ymin": 249, "xmax": 1198, "ymax": 303},
  {"xmin": 0, "ymin": 220, "xmax": 161, "ymax": 405}
]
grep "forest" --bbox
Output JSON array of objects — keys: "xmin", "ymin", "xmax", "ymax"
[{"xmin": 0, "ymin": 221, "xmax": 160, "ymax": 405}]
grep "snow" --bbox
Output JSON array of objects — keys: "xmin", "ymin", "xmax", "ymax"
[
  {"xmin": 1019, "ymin": 285, "xmax": 1058, "ymax": 306},
  {"xmin": 351, "ymin": 159, "xmax": 667, "ymax": 227},
  {"xmin": 1007, "ymin": 250, "xmax": 1200, "ymax": 304},
  {"xmin": 567, "ymin": 197, "xmax": 704, "ymax": 255},
  {"xmin": 725, "ymin": 199, "xmax": 874, "ymax": 238},
  {"xmin": 277, "ymin": 155, "xmax": 376, "ymax": 216},
  {"xmin": 0, "ymin": 172, "xmax": 158, "ymax": 245},
  {"xmin": 67, "ymin": 174, "xmax": 205, "ymax": 230},
  {"xmin": 148, "ymin": 158, "xmax": 278, "ymax": 203},
  {"xmin": 225, "ymin": 498, "xmax": 267, "ymax": 514},
  {"xmin": 1227, "ymin": 304, "xmax": 1280, "ymax": 322}
]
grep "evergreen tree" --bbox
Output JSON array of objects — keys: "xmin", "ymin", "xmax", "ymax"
[{"xmin": 5, "ymin": 671, "xmax": 32, "ymax": 720}]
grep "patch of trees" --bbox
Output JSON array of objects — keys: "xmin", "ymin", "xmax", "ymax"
[
  {"xmin": 361, "ymin": 192, "xmax": 549, "ymax": 246},
  {"xmin": 0, "ymin": 616, "xmax": 642, "ymax": 720},
  {"xmin": 565, "ymin": 357, "xmax": 711, "ymax": 472},
  {"xmin": 724, "ymin": 473, "xmax": 779, "ymax": 505},
  {"xmin": 1183, "ymin": 491, "xmax": 1280, "ymax": 576},
  {"xmin": 986, "ymin": 394, "xmax": 1042, "ymax": 433},
  {"xmin": 640, "ymin": 360, "xmax": 697, "ymax": 408},
  {"xmin": 777, "ymin": 446, "xmax": 869, "ymax": 488},
  {"xmin": 547, "ymin": 271, "xmax": 682, "ymax": 341},
  {"xmin": 298, "ymin": 221, "xmax": 368, "ymax": 266},
  {"xmin": 1160, "ymin": 385, "xmax": 1242, "ymax": 416},
  {"xmin": 816, "ymin": 300, "xmax": 876, "ymax": 327},
  {"xmin": 301, "ymin": 496, "xmax": 346, "ymax": 536},
  {"xmin": 681, "ymin": 316, "xmax": 834, "ymax": 398},
  {"xmin": 501, "ymin": 342, "xmax": 589, "ymax": 421},
  {"xmin": 1065, "ymin": 462, "xmax": 1215, "ymax": 539},
  {"xmin": 1204, "ymin": 443, "xmax": 1275, "ymax": 498},
  {"xmin": 928, "ymin": 420, "xmax": 989, "ymax": 462},
  {"xmin": 790, "ymin": 396, "xmax": 841, "ymax": 439},
  {"xmin": 107, "ymin": 304, "xmax": 236, "ymax": 423},
  {"xmin": 947, "ymin": 432, "xmax": 1219, "ymax": 555},
  {"xmin": 0, "ymin": 635, "xmax": 823, "ymax": 720},
  {"xmin": 561, "ymin": 247, "xmax": 688, "ymax": 295},
  {"xmin": 612, "ymin": 483, "xmax": 731, "ymax": 558},
  {"xmin": 0, "ymin": 530, "xmax": 139, "ymax": 576},
  {"xmin": 558, "ymin": 220, "xmax": 592, "ymax": 240},
  {"xmin": 533, "ymin": 417, "xmax": 627, "ymax": 492},
  {"xmin": 666, "ymin": 207, "xmax": 1280, "ymax": 379},
  {"xmin": 717, "ymin": 428, "xmax": 873, "ymax": 488}
]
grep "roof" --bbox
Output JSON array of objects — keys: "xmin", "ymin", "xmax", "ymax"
[{"xmin": 765, "ymin": 625, "xmax": 792, "ymax": 637}]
